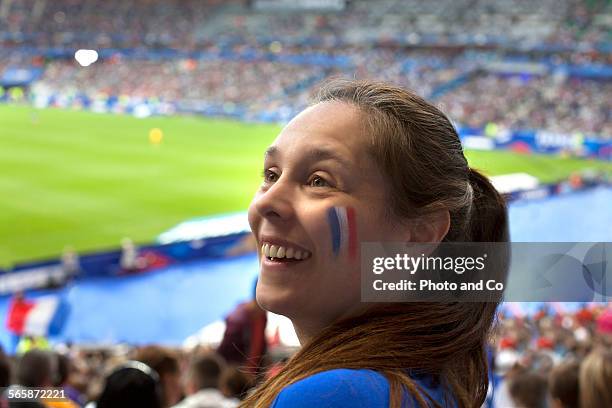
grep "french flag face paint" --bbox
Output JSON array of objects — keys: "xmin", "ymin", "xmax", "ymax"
[{"xmin": 327, "ymin": 206, "xmax": 357, "ymax": 261}]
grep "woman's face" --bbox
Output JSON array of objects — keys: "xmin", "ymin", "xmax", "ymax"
[{"xmin": 248, "ymin": 101, "xmax": 407, "ymax": 328}]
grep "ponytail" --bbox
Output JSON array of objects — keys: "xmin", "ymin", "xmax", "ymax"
[{"xmin": 467, "ymin": 168, "xmax": 509, "ymax": 242}]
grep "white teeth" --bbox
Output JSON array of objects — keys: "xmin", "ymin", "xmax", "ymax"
[
  {"xmin": 285, "ymin": 247, "xmax": 294, "ymax": 258},
  {"xmin": 262, "ymin": 242, "xmax": 310, "ymax": 260}
]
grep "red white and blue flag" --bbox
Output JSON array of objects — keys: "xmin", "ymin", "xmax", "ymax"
[
  {"xmin": 327, "ymin": 206, "xmax": 357, "ymax": 261},
  {"xmin": 6, "ymin": 295, "xmax": 67, "ymax": 336}
]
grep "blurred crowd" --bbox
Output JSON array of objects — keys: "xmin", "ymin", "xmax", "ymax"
[
  {"xmin": 0, "ymin": 345, "xmax": 252, "ymax": 408},
  {"xmin": 23, "ymin": 47, "xmax": 610, "ymax": 138},
  {"xmin": 34, "ymin": 58, "xmax": 325, "ymax": 114},
  {"xmin": 0, "ymin": 294, "xmax": 269, "ymax": 408},
  {"xmin": 0, "ymin": 303, "xmax": 610, "ymax": 408},
  {"xmin": 29, "ymin": 47, "xmax": 466, "ymax": 120},
  {"xmin": 2, "ymin": 0, "xmax": 227, "ymax": 50},
  {"xmin": 2, "ymin": 0, "xmax": 610, "ymax": 53},
  {"xmin": 487, "ymin": 303, "xmax": 612, "ymax": 407},
  {"xmin": 438, "ymin": 74, "xmax": 612, "ymax": 138},
  {"xmin": 1, "ymin": 0, "xmax": 611, "ymax": 137}
]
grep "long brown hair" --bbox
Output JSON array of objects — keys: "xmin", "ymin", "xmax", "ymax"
[
  {"xmin": 579, "ymin": 348, "xmax": 612, "ymax": 408},
  {"xmin": 241, "ymin": 79, "xmax": 509, "ymax": 408}
]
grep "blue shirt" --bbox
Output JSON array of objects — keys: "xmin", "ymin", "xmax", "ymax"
[{"xmin": 270, "ymin": 368, "xmax": 451, "ymax": 407}]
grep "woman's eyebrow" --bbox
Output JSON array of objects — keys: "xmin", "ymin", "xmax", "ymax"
[
  {"xmin": 306, "ymin": 147, "xmax": 352, "ymax": 168},
  {"xmin": 264, "ymin": 146, "xmax": 352, "ymax": 169},
  {"xmin": 264, "ymin": 146, "xmax": 278, "ymax": 159}
]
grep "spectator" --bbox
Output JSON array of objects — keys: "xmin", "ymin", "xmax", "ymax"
[
  {"xmin": 0, "ymin": 348, "xmax": 10, "ymax": 408},
  {"xmin": 5, "ymin": 291, "xmax": 34, "ymax": 353},
  {"xmin": 7, "ymin": 349, "xmax": 79, "ymax": 408},
  {"xmin": 55, "ymin": 353, "xmax": 87, "ymax": 407},
  {"xmin": 219, "ymin": 366, "xmax": 254, "ymax": 401},
  {"xmin": 172, "ymin": 353, "xmax": 237, "ymax": 408},
  {"xmin": 595, "ymin": 306, "xmax": 612, "ymax": 347},
  {"xmin": 508, "ymin": 370, "xmax": 548, "ymax": 408},
  {"xmin": 0, "ymin": 348, "xmax": 10, "ymax": 388},
  {"xmin": 61, "ymin": 247, "xmax": 80, "ymax": 281},
  {"xmin": 97, "ymin": 361, "xmax": 162, "ymax": 408},
  {"xmin": 133, "ymin": 346, "xmax": 182, "ymax": 408},
  {"xmin": 549, "ymin": 359, "xmax": 579, "ymax": 408},
  {"xmin": 217, "ymin": 282, "xmax": 267, "ymax": 376},
  {"xmin": 119, "ymin": 238, "xmax": 143, "ymax": 272},
  {"xmin": 15, "ymin": 350, "xmax": 54, "ymax": 388},
  {"xmin": 579, "ymin": 348, "xmax": 612, "ymax": 408}
]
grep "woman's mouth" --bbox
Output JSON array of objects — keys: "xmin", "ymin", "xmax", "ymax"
[{"xmin": 261, "ymin": 243, "xmax": 312, "ymax": 263}]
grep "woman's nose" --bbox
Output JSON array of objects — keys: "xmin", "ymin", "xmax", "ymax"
[{"xmin": 253, "ymin": 177, "xmax": 296, "ymax": 223}]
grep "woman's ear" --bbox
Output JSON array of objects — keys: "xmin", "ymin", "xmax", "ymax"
[{"xmin": 410, "ymin": 210, "xmax": 450, "ymax": 243}]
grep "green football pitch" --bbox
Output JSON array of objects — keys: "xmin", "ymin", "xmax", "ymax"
[{"xmin": 1, "ymin": 105, "xmax": 610, "ymax": 266}]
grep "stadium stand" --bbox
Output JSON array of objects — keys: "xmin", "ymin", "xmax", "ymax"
[
  {"xmin": 438, "ymin": 74, "xmax": 612, "ymax": 138},
  {"xmin": 2, "ymin": 0, "xmax": 610, "ymax": 50},
  {"xmin": 1, "ymin": 0, "xmax": 610, "ymax": 136}
]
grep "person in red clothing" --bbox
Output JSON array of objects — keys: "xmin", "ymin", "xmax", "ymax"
[
  {"xmin": 6, "ymin": 292, "xmax": 34, "ymax": 334},
  {"xmin": 5, "ymin": 291, "xmax": 35, "ymax": 354},
  {"xmin": 217, "ymin": 281, "xmax": 267, "ymax": 376}
]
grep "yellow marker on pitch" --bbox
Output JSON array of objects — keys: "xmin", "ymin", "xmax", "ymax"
[{"xmin": 149, "ymin": 128, "xmax": 163, "ymax": 145}]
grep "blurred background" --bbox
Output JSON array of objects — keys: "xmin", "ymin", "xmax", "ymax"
[{"xmin": 0, "ymin": 0, "xmax": 611, "ymax": 407}]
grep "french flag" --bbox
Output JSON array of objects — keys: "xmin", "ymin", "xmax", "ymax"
[
  {"xmin": 6, "ymin": 294, "xmax": 68, "ymax": 337},
  {"xmin": 327, "ymin": 206, "xmax": 357, "ymax": 260}
]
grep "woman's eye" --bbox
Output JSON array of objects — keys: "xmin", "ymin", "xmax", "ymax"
[
  {"xmin": 309, "ymin": 175, "xmax": 331, "ymax": 188},
  {"xmin": 262, "ymin": 169, "xmax": 279, "ymax": 183}
]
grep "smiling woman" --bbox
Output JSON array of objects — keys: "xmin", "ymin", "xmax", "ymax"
[{"xmin": 244, "ymin": 79, "xmax": 509, "ymax": 408}]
